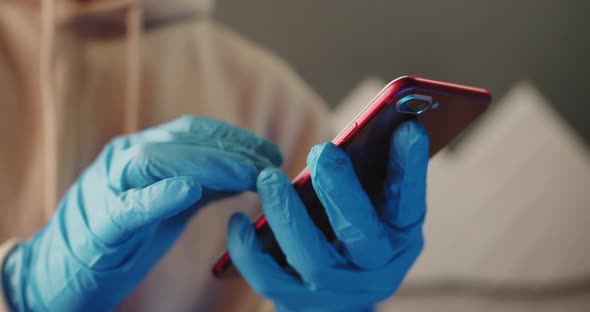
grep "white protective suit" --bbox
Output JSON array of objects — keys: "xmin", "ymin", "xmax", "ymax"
[{"xmin": 0, "ymin": 0, "xmax": 331, "ymax": 310}]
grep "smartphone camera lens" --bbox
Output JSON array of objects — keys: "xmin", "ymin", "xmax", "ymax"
[{"xmin": 395, "ymin": 94, "xmax": 433, "ymax": 115}]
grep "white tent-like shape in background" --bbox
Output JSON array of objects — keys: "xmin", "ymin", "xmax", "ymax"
[{"xmin": 332, "ymin": 79, "xmax": 590, "ymax": 311}]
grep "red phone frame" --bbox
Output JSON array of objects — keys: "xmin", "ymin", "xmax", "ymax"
[{"xmin": 212, "ymin": 76, "xmax": 491, "ymax": 278}]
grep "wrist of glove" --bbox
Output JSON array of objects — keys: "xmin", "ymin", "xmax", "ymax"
[{"xmin": 1, "ymin": 116, "xmax": 283, "ymax": 311}]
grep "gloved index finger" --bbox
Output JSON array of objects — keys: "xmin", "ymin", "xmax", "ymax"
[
  {"xmin": 107, "ymin": 142, "xmax": 264, "ymax": 192},
  {"xmin": 308, "ymin": 143, "xmax": 394, "ymax": 269},
  {"xmin": 109, "ymin": 116, "xmax": 283, "ymax": 167}
]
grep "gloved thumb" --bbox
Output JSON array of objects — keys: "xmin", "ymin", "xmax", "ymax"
[
  {"xmin": 382, "ymin": 121, "xmax": 429, "ymax": 228},
  {"xmin": 100, "ymin": 176, "xmax": 202, "ymax": 244}
]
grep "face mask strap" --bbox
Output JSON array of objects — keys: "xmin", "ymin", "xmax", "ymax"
[
  {"xmin": 39, "ymin": 0, "xmax": 143, "ymax": 214},
  {"xmin": 123, "ymin": 0, "xmax": 142, "ymax": 134}
]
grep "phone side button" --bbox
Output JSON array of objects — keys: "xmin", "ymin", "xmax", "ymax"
[{"xmin": 341, "ymin": 122, "xmax": 358, "ymax": 141}]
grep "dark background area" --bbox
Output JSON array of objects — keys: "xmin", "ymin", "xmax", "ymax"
[{"xmin": 216, "ymin": 0, "xmax": 590, "ymax": 143}]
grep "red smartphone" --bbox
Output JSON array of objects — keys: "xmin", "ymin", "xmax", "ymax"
[{"xmin": 213, "ymin": 76, "xmax": 492, "ymax": 278}]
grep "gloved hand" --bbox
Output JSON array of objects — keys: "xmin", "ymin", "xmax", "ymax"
[
  {"xmin": 1, "ymin": 116, "xmax": 282, "ymax": 311},
  {"xmin": 228, "ymin": 121, "xmax": 429, "ymax": 312}
]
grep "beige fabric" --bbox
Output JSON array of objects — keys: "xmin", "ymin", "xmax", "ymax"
[{"xmin": 0, "ymin": 1, "xmax": 330, "ymax": 311}]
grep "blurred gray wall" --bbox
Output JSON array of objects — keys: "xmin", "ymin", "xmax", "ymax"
[{"xmin": 216, "ymin": 0, "xmax": 590, "ymax": 143}]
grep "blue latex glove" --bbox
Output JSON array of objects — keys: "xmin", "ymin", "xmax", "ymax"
[
  {"xmin": 228, "ymin": 121, "xmax": 429, "ymax": 312},
  {"xmin": 1, "ymin": 116, "xmax": 282, "ymax": 311}
]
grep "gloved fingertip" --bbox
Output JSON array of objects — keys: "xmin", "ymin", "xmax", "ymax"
[
  {"xmin": 391, "ymin": 121, "xmax": 429, "ymax": 164},
  {"xmin": 399, "ymin": 121, "xmax": 428, "ymax": 146},
  {"xmin": 228, "ymin": 212, "xmax": 259, "ymax": 254},
  {"xmin": 257, "ymin": 167, "xmax": 287, "ymax": 187},
  {"xmin": 307, "ymin": 142, "xmax": 348, "ymax": 169},
  {"xmin": 256, "ymin": 167, "xmax": 294, "ymax": 225},
  {"xmin": 305, "ymin": 144, "xmax": 322, "ymax": 168},
  {"xmin": 263, "ymin": 142, "xmax": 284, "ymax": 167},
  {"xmin": 171, "ymin": 176, "xmax": 203, "ymax": 203},
  {"xmin": 318, "ymin": 142, "xmax": 348, "ymax": 164},
  {"xmin": 256, "ymin": 167, "xmax": 292, "ymax": 211},
  {"xmin": 228, "ymin": 212, "xmax": 251, "ymax": 231}
]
